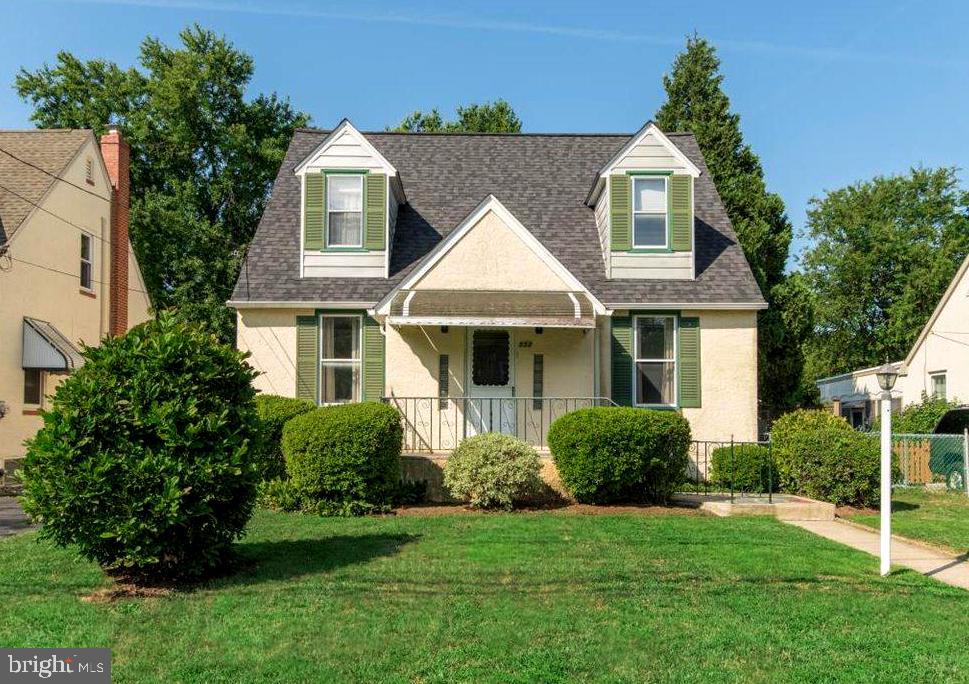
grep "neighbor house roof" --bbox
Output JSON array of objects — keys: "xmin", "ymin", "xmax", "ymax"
[
  {"xmin": 0, "ymin": 129, "xmax": 92, "ymax": 245},
  {"xmin": 232, "ymin": 129, "xmax": 766, "ymax": 308}
]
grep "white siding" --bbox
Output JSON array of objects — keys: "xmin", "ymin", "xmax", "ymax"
[
  {"xmin": 303, "ymin": 129, "xmax": 388, "ymax": 172},
  {"xmin": 594, "ymin": 185, "xmax": 609, "ymax": 272},
  {"xmin": 303, "ymin": 251, "xmax": 385, "ymax": 278},
  {"xmin": 388, "ymin": 180, "xmax": 400, "ymax": 247},
  {"xmin": 610, "ymin": 252, "xmax": 693, "ymax": 280},
  {"xmin": 611, "ymin": 131, "xmax": 688, "ymax": 172}
]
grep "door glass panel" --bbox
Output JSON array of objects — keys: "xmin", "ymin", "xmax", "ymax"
[{"xmin": 472, "ymin": 330, "xmax": 510, "ymax": 386}]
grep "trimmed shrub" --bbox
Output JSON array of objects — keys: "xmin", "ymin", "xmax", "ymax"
[
  {"xmin": 772, "ymin": 409, "xmax": 880, "ymax": 506},
  {"xmin": 443, "ymin": 433, "xmax": 542, "ymax": 510},
  {"xmin": 254, "ymin": 394, "xmax": 315, "ymax": 480},
  {"xmin": 19, "ymin": 313, "xmax": 259, "ymax": 579},
  {"xmin": 548, "ymin": 407, "xmax": 691, "ymax": 504},
  {"xmin": 282, "ymin": 402, "xmax": 402, "ymax": 514},
  {"xmin": 710, "ymin": 444, "xmax": 778, "ymax": 493}
]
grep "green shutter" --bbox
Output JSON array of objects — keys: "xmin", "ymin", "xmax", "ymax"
[
  {"xmin": 610, "ymin": 315, "xmax": 633, "ymax": 406},
  {"xmin": 364, "ymin": 173, "xmax": 386, "ymax": 250},
  {"xmin": 678, "ymin": 317, "xmax": 701, "ymax": 408},
  {"xmin": 609, "ymin": 174, "xmax": 631, "ymax": 251},
  {"xmin": 362, "ymin": 315, "xmax": 385, "ymax": 401},
  {"xmin": 669, "ymin": 175, "xmax": 692, "ymax": 252},
  {"xmin": 296, "ymin": 315, "xmax": 319, "ymax": 403},
  {"xmin": 304, "ymin": 173, "xmax": 324, "ymax": 250}
]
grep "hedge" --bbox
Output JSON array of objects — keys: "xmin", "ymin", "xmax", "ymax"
[
  {"xmin": 547, "ymin": 407, "xmax": 691, "ymax": 504},
  {"xmin": 709, "ymin": 444, "xmax": 777, "ymax": 493},
  {"xmin": 443, "ymin": 433, "xmax": 542, "ymax": 510},
  {"xmin": 254, "ymin": 394, "xmax": 316, "ymax": 480}
]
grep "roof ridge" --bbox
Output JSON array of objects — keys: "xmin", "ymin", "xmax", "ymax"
[
  {"xmin": 0, "ymin": 128, "xmax": 94, "ymax": 134},
  {"xmin": 293, "ymin": 127, "xmax": 696, "ymax": 138}
]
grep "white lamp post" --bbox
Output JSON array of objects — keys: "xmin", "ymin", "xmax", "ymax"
[{"xmin": 875, "ymin": 362, "xmax": 899, "ymax": 576}]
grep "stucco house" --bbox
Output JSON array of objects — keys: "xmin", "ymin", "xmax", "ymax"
[
  {"xmin": 817, "ymin": 253, "xmax": 969, "ymax": 425},
  {"xmin": 231, "ymin": 120, "xmax": 765, "ymax": 453},
  {"xmin": 0, "ymin": 127, "xmax": 152, "ymax": 462}
]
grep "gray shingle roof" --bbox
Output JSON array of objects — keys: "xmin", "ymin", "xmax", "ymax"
[
  {"xmin": 0, "ymin": 129, "xmax": 92, "ymax": 245},
  {"xmin": 232, "ymin": 129, "xmax": 765, "ymax": 308}
]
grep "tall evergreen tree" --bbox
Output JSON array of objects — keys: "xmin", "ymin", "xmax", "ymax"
[{"xmin": 655, "ymin": 35, "xmax": 808, "ymax": 420}]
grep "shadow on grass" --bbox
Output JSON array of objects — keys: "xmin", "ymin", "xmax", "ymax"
[
  {"xmin": 221, "ymin": 533, "xmax": 421, "ymax": 586},
  {"xmin": 893, "ymin": 501, "xmax": 920, "ymax": 512}
]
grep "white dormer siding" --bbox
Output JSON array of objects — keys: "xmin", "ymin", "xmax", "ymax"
[
  {"xmin": 592, "ymin": 122, "xmax": 697, "ymax": 281},
  {"xmin": 296, "ymin": 120, "xmax": 401, "ymax": 279}
]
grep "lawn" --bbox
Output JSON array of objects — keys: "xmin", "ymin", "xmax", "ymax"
[
  {"xmin": 847, "ymin": 487, "xmax": 969, "ymax": 554},
  {"xmin": 2, "ymin": 509, "xmax": 968, "ymax": 683}
]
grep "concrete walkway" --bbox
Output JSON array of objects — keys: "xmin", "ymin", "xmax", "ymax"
[
  {"xmin": 0, "ymin": 498, "xmax": 34, "ymax": 538},
  {"xmin": 789, "ymin": 519, "xmax": 969, "ymax": 590}
]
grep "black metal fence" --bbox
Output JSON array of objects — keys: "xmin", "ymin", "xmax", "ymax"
[
  {"xmin": 686, "ymin": 439, "xmax": 777, "ymax": 502},
  {"xmin": 383, "ymin": 396, "xmax": 616, "ymax": 452}
]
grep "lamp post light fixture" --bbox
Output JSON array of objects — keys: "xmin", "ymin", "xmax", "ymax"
[{"xmin": 875, "ymin": 362, "xmax": 899, "ymax": 576}]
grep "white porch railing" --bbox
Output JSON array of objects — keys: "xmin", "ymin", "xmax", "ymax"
[{"xmin": 383, "ymin": 396, "xmax": 617, "ymax": 452}]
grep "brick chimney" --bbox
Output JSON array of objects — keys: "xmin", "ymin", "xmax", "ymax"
[{"xmin": 100, "ymin": 125, "xmax": 129, "ymax": 336}]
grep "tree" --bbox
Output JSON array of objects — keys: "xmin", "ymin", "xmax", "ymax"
[
  {"xmin": 655, "ymin": 35, "xmax": 805, "ymax": 421},
  {"xmin": 801, "ymin": 167, "xmax": 969, "ymax": 379},
  {"xmin": 16, "ymin": 26, "xmax": 308, "ymax": 341},
  {"xmin": 391, "ymin": 99, "xmax": 521, "ymax": 133}
]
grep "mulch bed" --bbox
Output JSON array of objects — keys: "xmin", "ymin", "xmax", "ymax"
[{"xmin": 392, "ymin": 503, "xmax": 705, "ymax": 517}]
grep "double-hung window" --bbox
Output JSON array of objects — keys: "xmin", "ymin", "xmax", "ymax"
[
  {"xmin": 632, "ymin": 177, "xmax": 668, "ymax": 248},
  {"xmin": 634, "ymin": 315, "xmax": 677, "ymax": 406},
  {"xmin": 931, "ymin": 372, "xmax": 947, "ymax": 400},
  {"xmin": 326, "ymin": 175, "xmax": 363, "ymax": 247},
  {"xmin": 80, "ymin": 233, "xmax": 94, "ymax": 291},
  {"xmin": 320, "ymin": 315, "xmax": 360, "ymax": 403}
]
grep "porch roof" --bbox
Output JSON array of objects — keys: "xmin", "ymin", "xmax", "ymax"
[{"xmin": 386, "ymin": 289, "xmax": 596, "ymax": 328}]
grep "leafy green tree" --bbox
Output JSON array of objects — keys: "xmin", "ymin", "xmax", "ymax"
[
  {"xmin": 391, "ymin": 99, "xmax": 521, "ymax": 133},
  {"xmin": 655, "ymin": 35, "xmax": 805, "ymax": 420},
  {"xmin": 16, "ymin": 25, "xmax": 308, "ymax": 341},
  {"xmin": 801, "ymin": 167, "xmax": 969, "ymax": 379}
]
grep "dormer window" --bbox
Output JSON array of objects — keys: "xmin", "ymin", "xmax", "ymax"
[
  {"xmin": 327, "ymin": 175, "xmax": 363, "ymax": 247},
  {"xmin": 632, "ymin": 176, "xmax": 667, "ymax": 248}
]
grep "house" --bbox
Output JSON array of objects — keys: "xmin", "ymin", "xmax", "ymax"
[
  {"xmin": 0, "ymin": 127, "xmax": 152, "ymax": 462},
  {"xmin": 817, "ymin": 253, "xmax": 969, "ymax": 423},
  {"xmin": 230, "ymin": 120, "xmax": 766, "ymax": 454}
]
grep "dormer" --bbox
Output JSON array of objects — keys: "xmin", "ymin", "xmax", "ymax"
[
  {"xmin": 294, "ymin": 120, "xmax": 404, "ymax": 278},
  {"xmin": 588, "ymin": 122, "xmax": 699, "ymax": 280}
]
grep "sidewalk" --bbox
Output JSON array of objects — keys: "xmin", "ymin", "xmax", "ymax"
[
  {"xmin": 0, "ymin": 498, "xmax": 34, "ymax": 538},
  {"xmin": 788, "ymin": 519, "xmax": 969, "ymax": 590}
]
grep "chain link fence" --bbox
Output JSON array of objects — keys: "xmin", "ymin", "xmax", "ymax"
[{"xmin": 892, "ymin": 433, "xmax": 968, "ymax": 493}]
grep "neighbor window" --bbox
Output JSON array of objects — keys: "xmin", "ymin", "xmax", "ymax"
[
  {"xmin": 632, "ymin": 176, "xmax": 668, "ymax": 248},
  {"xmin": 326, "ymin": 175, "xmax": 363, "ymax": 247},
  {"xmin": 80, "ymin": 233, "xmax": 93, "ymax": 291},
  {"xmin": 931, "ymin": 372, "xmax": 947, "ymax": 400},
  {"xmin": 320, "ymin": 315, "xmax": 360, "ymax": 403},
  {"xmin": 23, "ymin": 369, "xmax": 42, "ymax": 406},
  {"xmin": 634, "ymin": 315, "xmax": 677, "ymax": 406}
]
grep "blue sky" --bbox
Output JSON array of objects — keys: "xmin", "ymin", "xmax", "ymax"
[{"xmin": 3, "ymin": 0, "xmax": 968, "ymax": 267}]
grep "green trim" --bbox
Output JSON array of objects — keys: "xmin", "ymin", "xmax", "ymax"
[
  {"xmin": 629, "ymin": 175, "xmax": 672, "ymax": 251},
  {"xmin": 321, "ymin": 169, "xmax": 370, "ymax": 175},
  {"xmin": 624, "ymin": 311, "xmax": 702, "ymax": 410},
  {"xmin": 626, "ymin": 170, "xmax": 674, "ymax": 176},
  {"xmin": 323, "ymin": 171, "xmax": 367, "ymax": 251},
  {"xmin": 312, "ymin": 309, "xmax": 385, "ymax": 403},
  {"xmin": 627, "ymin": 247, "xmax": 673, "ymax": 254},
  {"xmin": 319, "ymin": 247, "xmax": 371, "ymax": 253}
]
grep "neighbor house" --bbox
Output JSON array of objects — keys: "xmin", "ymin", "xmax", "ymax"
[
  {"xmin": 0, "ymin": 127, "xmax": 152, "ymax": 462},
  {"xmin": 817, "ymin": 253, "xmax": 969, "ymax": 423},
  {"xmin": 231, "ymin": 120, "xmax": 765, "ymax": 454}
]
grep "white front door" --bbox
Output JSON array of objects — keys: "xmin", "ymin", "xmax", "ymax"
[{"xmin": 466, "ymin": 328, "xmax": 516, "ymax": 436}]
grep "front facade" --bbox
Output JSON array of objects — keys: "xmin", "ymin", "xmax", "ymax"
[
  {"xmin": 0, "ymin": 128, "xmax": 152, "ymax": 460},
  {"xmin": 817, "ymin": 253, "xmax": 969, "ymax": 423},
  {"xmin": 232, "ymin": 120, "xmax": 765, "ymax": 450}
]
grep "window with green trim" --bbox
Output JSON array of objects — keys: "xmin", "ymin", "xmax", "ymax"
[
  {"xmin": 327, "ymin": 175, "xmax": 363, "ymax": 247},
  {"xmin": 632, "ymin": 177, "xmax": 668, "ymax": 248},
  {"xmin": 634, "ymin": 315, "xmax": 677, "ymax": 406},
  {"xmin": 320, "ymin": 315, "xmax": 361, "ymax": 403}
]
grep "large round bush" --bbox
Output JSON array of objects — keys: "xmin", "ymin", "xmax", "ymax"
[
  {"xmin": 254, "ymin": 394, "xmax": 315, "ymax": 480},
  {"xmin": 19, "ymin": 313, "xmax": 260, "ymax": 579},
  {"xmin": 282, "ymin": 402, "xmax": 402, "ymax": 514},
  {"xmin": 444, "ymin": 433, "xmax": 542, "ymax": 510},
  {"xmin": 772, "ymin": 409, "xmax": 879, "ymax": 506},
  {"xmin": 548, "ymin": 407, "xmax": 691, "ymax": 504}
]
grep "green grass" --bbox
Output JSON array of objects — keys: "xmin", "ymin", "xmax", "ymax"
[
  {"xmin": 2, "ymin": 509, "xmax": 969, "ymax": 683},
  {"xmin": 847, "ymin": 487, "xmax": 969, "ymax": 553}
]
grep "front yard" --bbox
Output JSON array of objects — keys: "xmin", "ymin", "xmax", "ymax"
[
  {"xmin": 2, "ymin": 509, "xmax": 968, "ymax": 683},
  {"xmin": 846, "ymin": 487, "xmax": 969, "ymax": 554}
]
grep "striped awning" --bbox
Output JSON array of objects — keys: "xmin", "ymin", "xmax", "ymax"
[
  {"xmin": 22, "ymin": 318, "xmax": 84, "ymax": 371},
  {"xmin": 387, "ymin": 290, "xmax": 596, "ymax": 328}
]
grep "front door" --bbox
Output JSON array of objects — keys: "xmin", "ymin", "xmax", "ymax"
[{"xmin": 466, "ymin": 328, "xmax": 516, "ymax": 436}]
